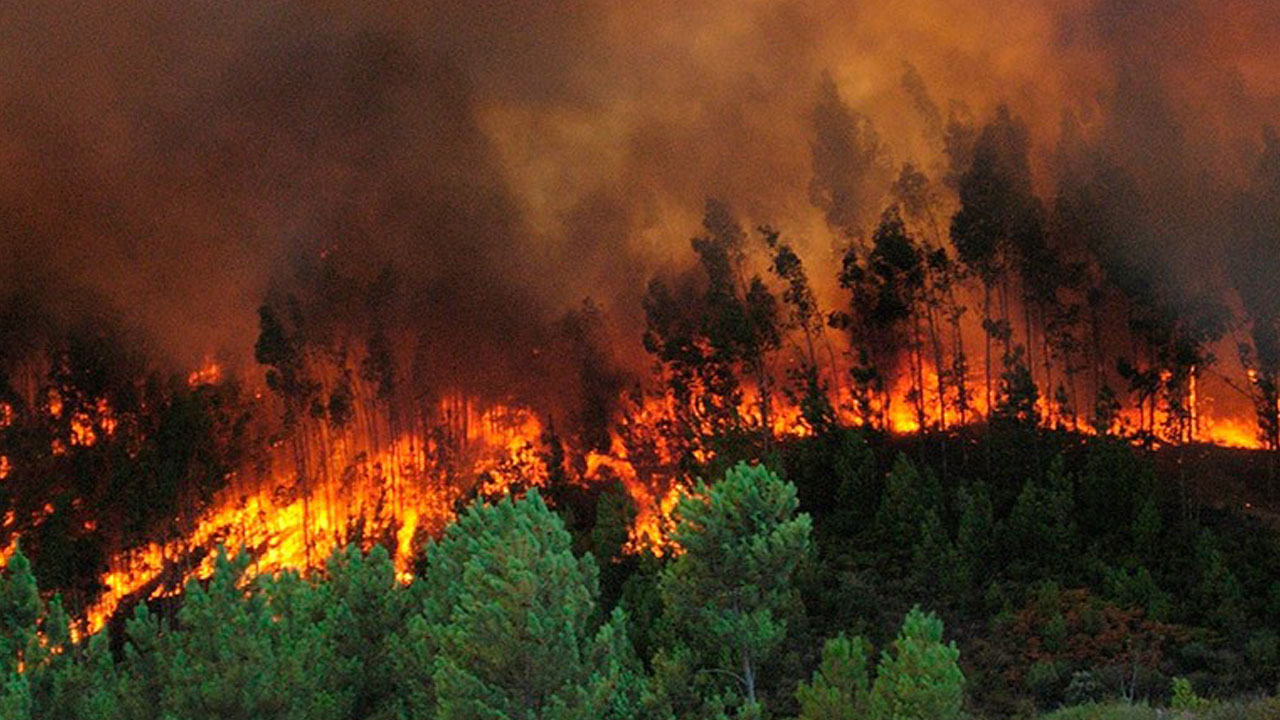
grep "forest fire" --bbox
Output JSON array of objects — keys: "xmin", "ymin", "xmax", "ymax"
[
  {"xmin": 0, "ymin": 294, "xmax": 1276, "ymax": 638},
  {"xmin": 78, "ymin": 396, "xmax": 553, "ymax": 633},
  {"xmin": 0, "ymin": 0, "xmax": 1274, "ymax": 655},
  {"xmin": 0, "ymin": 304, "xmax": 1272, "ymax": 639},
  {"xmin": 2, "ymin": 2, "xmax": 1280, "ymax": 717}
]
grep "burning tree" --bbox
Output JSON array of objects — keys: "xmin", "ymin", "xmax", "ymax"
[
  {"xmin": 643, "ymin": 199, "xmax": 781, "ymax": 463},
  {"xmin": 950, "ymin": 106, "xmax": 1045, "ymax": 420},
  {"xmin": 1232, "ymin": 128, "xmax": 1280, "ymax": 452},
  {"xmin": 833, "ymin": 206, "xmax": 927, "ymax": 429}
]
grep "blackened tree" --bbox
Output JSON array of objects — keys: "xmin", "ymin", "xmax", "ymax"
[
  {"xmin": 1231, "ymin": 128, "xmax": 1280, "ymax": 451},
  {"xmin": 951, "ymin": 107, "xmax": 1044, "ymax": 417}
]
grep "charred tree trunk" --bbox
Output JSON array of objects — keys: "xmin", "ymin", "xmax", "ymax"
[
  {"xmin": 926, "ymin": 302, "xmax": 947, "ymax": 430},
  {"xmin": 983, "ymin": 283, "xmax": 993, "ymax": 420}
]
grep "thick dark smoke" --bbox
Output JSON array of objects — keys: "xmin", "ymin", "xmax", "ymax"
[
  {"xmin": 0, "ymin": 0, "xmax": 570, "ymax": 376},
  {"xmin": 0, "ymin": 0, "xmax": 1276, "ymax": 393}
]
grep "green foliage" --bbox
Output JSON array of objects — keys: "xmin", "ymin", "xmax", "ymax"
[
  {"xmin": 4, "ymin": 416, "xmax": 1280, "ymax": 720},
  {"xmin": 1005, "ymin": 456, "xmax": 1075, "ymax": 577},
  {"xmin": 1026, "ymin": 660, "xmax": 1068, "ymax": 709},
  {"xmin": 0, "ymin": 672, "xmax": 32, "ymax": 720},
  {"xmin": 957, "ymin": 482, "xmax": 995, "ymax": 593},
  {"xmin": 1171, "ymin": 676, "xmax": 1207, "ymax": 711},
  {"xmin": 875, "ymin": 454, "xmax": 940, "ymax": 556},
  {"xmin": 788, "ymin": 426, "xmax": 877, "ymax": 544},
  {"xmin": 1101, "ymin": 564, "xmax": 1171, "ymax": 621},
  {"xmin": 419, "ymin": 488, "xmax": 621, "ymax": 719},
  {"xmin": 1192, "ymin": 530, "xmax": 1246, "ymax": 629},
  {"xmin": 323, "ymin": 544, "xmax": 413, "ymax": 719},
  {"xmin": 1194, "ymin": 697, "xmax": 1280, "ymax": 720},
  {"xmin": 867, "ymin": 607, "xmax": 965, "ymax": 720},
  {"xmin": 1039, "ymin": 702, "xmax": 1157, "ymax": 720},
  {"xmin": 1130, "ymin": 496, "xmax": 1162, "ymax": 564},
  {"xmin": 657, "ymin": 462, "xmax": 813, "ymax": 717},
  {"xmin": 153, "ymin": 550, "xmax": 355, "ymax": 720},
  {"xmin": 0, "ymin": 548, "xmax": 40, "ymax": 675},
  {"xmin": 1063, "ymin": 670, "xmax": 1104, "ymax": 706},
  {"xmin": 557, "ymin": 607, "xmax": 656, "ymax": 720},
  {"xmin": 795, "ymin": 633, "xmax": 871, "ymax": 720},
  {"xmin": 913, "ymin": 510, "xmax": 966, "ymax": 600}
]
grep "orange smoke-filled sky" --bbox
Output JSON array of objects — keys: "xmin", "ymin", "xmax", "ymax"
[{"xmin": 0, "ymin": 0, "xmax": 1276, "ymax": 370}]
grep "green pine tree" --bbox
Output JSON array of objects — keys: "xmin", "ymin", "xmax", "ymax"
[
  {"xmin": 140, "ymin": 549, "xmax": 354, "ymax": 720},
  {"xmin": 0, "ymin": 548, "xmax": 41, "ymax": 676},
  {"xmin": 1005, "ymin": 456, "xmax": 1075, "ymax": 578},
  {"xmin": 795, "ymin": 633, "xmax": 872, "ymax": 720},
  {"xmin": 956, "ymin": 482, "xmax": 995, "ymax": 592},
  {"xmin": 324, "ymin": 544, "xmax": 413, "ymax": 719},
  {"xmin": 656, "ymin": 462, "xmax": 813, "ymax": 717},
  {"xmin": 913, "ymin": 510, "xmax": 965, "ymax": 600},
  {"xmin": 867, "ymin": 607, "xmax": 964, "ymax": 720},
  {"xmin": 550, "ymin": 607, "xmax": 658, "ymax": 720},
  {"xmin": 418, "ymin": 489, "xmax": 612, "ymax": 719},
  {"xmin": 38, "ymin": 627, "xmax": 124, "ymax": 720},
  {"xmin": 0, "ymin": 671, "xmax": 31, "ymax": 720},
  {"xmin": 875, "ymin": 454, "xmax": 941, "ymax": 559}
]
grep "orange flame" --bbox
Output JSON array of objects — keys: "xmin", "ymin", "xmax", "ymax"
[
  {"xmin": 7, "ymin": 344, "xmax": 1277, "ymax": 636},
  {"xmin": 80, "ymin": 396, "xmax": 548, "ymax": 633},
  {"xmin": 187, "ymin": 361, "xmax": 223, "ymax": 387}
]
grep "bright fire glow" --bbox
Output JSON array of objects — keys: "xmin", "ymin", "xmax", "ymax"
[
  {"xmin": 4, "ymin": 345, "xmax": 1276, "ymax": 637},
  {"xmin": 80, "ymin": 396, "xmax": 549, "ymax": 633},
  {"xmin": 187, "ymin": 361, "xmax": 223, "ymax": 387}
]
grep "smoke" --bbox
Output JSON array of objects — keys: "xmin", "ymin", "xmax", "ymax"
[{"xmin": 0, "ymin": 0, "xmax": 1276, "ymax": 387}]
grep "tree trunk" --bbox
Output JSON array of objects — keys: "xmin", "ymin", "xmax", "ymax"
[
  {"xmin": 984, "ymin": 284, "xmax": 993, "ymax": 419},
  {"xmin": 925, "ymin": 301, "xmax": 947, "ymax": 430},
  {"xmin": 738, "ymin": 630, "xmax": 757, "ymax": 706},
  {"xmin": 911, "ymin": 310, "xmax": 927, "ymax": 430}
]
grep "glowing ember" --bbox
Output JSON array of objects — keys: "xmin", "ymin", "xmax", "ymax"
[
  {"xmin": 70, "ymin": 412, "xmax": 95, "ymax": 447},
  {"xmin": 187, "ymin": 361, "xmax": 223, "ymax": 387}
]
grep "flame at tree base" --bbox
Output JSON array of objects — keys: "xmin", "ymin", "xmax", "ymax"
[
  {"xmin": 82, "ymin": 398, "xmax": 556, "ymax": 634},
  {"xmin": 12, "ymin": 360, "xmax": 1277, "ymax": 638}
]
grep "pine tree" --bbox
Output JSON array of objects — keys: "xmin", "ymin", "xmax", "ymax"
[
  {"xmin": 119, "ymin": 603, "xmax": 164, "ymax": 720},
  {"xmin": 656, "ymin": 463, "xmax": 812, "ymax": 716},
  {"xmin": 0, "ymin": 548, "xmax": 40, "ymax": 676},
  {"xmin": 0, "ymin": 672, "xmax": 31, "ymax": 720},
  {"xmin": 419, "ymin": 489, "xmax": 608, "ymax": 719},
  {"xmin": 867, "ymin": 607, "xmax": 964, "ymax": 720},
  {"xmin": 39, "ymin": 628, "xmax": 124, "ymax": 720},
  {"xmin": 956, "ymin": 483, "xmax": 995, "ymax": 592},
  {"xmin": 875, "ymin": 454, "xmax": 941, "ymax": 559},
  {"xmin": 796, "ymin": 633, "xmax": 872, "ymax": 720},
  {"xmin": 0, "ymin": 548, "xmax": 38, "ymax": 720},
  {"xmin": 551, "ymin": 608, "xmax": 656, "ymax": 720},
  {"xmin": 1193, "ymin": 529, "xmax": 1246, "ymax": 630},
  {"xmin": 144, "ymin": 549, "xmax": 354, "ymax": 720},
  {"xmin": 324, "ymin": 544, "xmax": 412, "ymax": 719},
  {"xmin": 913, "ymin": 510, "xmax": 966, "ymax": 601},
  {"xmin": 1005, "ymin": 457, "xmax": 1076, "ymax": 578}
]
